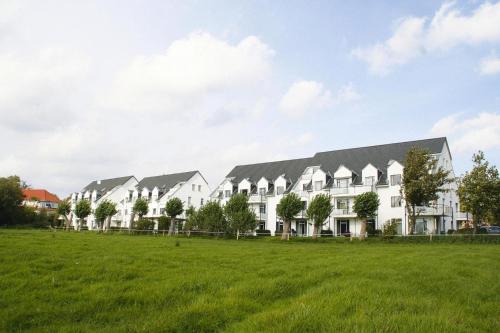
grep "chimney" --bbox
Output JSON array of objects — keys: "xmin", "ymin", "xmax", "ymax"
[{"xmin": 97, "ymin": 180, "xmax": 101, "ymax": 185}]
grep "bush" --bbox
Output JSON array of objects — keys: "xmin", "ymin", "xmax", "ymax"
[
  {"xmin": 373, "ymin": 229, "xmax": 382, "ymax": 236},
  {"xmin": 256, "ymin": 229, "xmax": 271, "ymax": 237},
  {"xmin": 274, "ymin": 230, "xmax": 283, "ymax": 237},
  {"xmin": 383, "ymin": 220, "xmax": 398, "ymax": 238},
  {"xmin": 135, "ymin": 219, "xmax": 155, "ymax": 231},
  {"xmin": 457, "ymin": 228, "xmax": 473, "ymax": 234},
  {"xmin": 158, "ymin": 216, "xmax": 171, "ymax": 231},
  {"xmin": 447, "ymin": 229, "xmax": 455, "ymax": 235},
  {"xmin": 321, "ymin": 229, "xmax": 334, "ymax": 237}
]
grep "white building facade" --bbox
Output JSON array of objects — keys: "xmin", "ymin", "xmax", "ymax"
[{"xmin": 211, "ymin": 137, "xmax": 464, "ymax": 237}]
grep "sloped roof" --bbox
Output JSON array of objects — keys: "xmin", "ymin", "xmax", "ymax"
[
  {"xmin": 223, "ymin": 137, "xmax": 447, "ymax": 187},
  {"xmin": 82, "ymin": 176, "xmax": 134, "ymax": 193},
  {"xmin": 226, "ymin": 157, "xmax": 314, "ymax": 184},
  {"xmin": 312, "ymin": 137, "xmax": 447, "ymax": 184},
  {"xmin": 137, "ymin": 171, "xmax": 198, "ymax": 191},
  {"xmin": 23, "ymin": 189, "xmax": 61, "ymax": 203}
]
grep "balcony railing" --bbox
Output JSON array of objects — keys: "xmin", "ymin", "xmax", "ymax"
[
  {"xmin": 329, "ymin": 185, "xmax": 373, "ymax": 196},
  {"xmin": 332, "ymin": 208, "xmax": 356, "ymax": 216}
]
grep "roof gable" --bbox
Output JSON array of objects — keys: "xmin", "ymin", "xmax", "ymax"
[
  {"xmin": 137, "ymin": 171, "xmax": 198, "ymax": 191},
  {"xmin": 83, "ymin": 175, "xmax": 134, "ymax": 193}
]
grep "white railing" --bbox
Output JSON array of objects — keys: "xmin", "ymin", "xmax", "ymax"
[{"xmin": 332, "ymin": 208, "xmax": 355, "ymax": 216}]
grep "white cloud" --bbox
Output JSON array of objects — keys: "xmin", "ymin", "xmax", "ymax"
[
  {"xmin": 279, "ymin": 80, "xmax": 360, "ymax": 117},
  {"xmin": 479, "ymin": 55, "xmax": 500, "ymax": 75},
  {"xmin": 105, "ymin": 32, "xmax": 274, "ymax": 116},
  {"xmin": 430, "ymin": 112, "xmax": 500, "ymax": 153},
  {"xmin": 353, "ymin": 1, "xmax": 500, "ymax": 74},
  {"xmin": 0, "ymin": 48, "xmax": 90, "ymax": 131}
]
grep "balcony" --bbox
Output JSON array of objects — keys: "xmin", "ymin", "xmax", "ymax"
[
  {"xmin": 456, "ymin": 211, "xmax": 471, "ymax": 220},
  {"xmin": 332, "ymin": 208, "xmax": 356, "ymax": 217},
  {"xmin": 414, "ymin": 206, "xmax": 452, "ymax": 216},
  {"xmin": 329, "ymin": 185, "xmax": 373, "ymax": 196},
  {"xmin": 248, "ymin": 194, "xmax": 266, "ymax": 203}
]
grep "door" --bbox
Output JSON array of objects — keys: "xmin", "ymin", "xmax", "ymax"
[{"xmin": 337, "ymin": 219, "xmax": 350, "ymax": 236}]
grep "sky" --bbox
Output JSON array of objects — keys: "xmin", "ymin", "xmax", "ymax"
[{"xmin": 0, "ymin": 0, "xmax": 499, "ymax": 198}]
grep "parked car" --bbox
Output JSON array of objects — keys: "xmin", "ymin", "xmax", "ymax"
[{"xmin": 479, "ymin": 226, "xmax": 500, "ymax": 234}]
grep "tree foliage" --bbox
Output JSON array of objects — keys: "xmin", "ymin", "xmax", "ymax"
[
  {"xmin": 0, "ymin": 176, "xmax": 24, "ymax": 225},
  {"xmin": 94, "ymin": 200, "xmax": 117, "ymax": 231},
  {"xmin": 133, "ymin": 198, "xmax": 149, "ymax": 218},
  {"xmin": 306, "ymin": 194, "xmax": 332, "ymax": 239},
  {"xmin": 166, "ymin": 197, "xmax": 184, "ymax": 236},
  {"xmin": 74, "ymin": 200, "xmax": 91, "ymax": 230},
  {"xmin": 223, "ymin": 193, "xmax": 257, "ymax": 238},
  {"xmin": 458, "ymin": 151, "xmax": 499, "ymax": 229},
  {"xmin": 195, "ymin": 201, "xmax": 227, "ymax": 234},
  {"xmin": 353, "ymin": 191, "xmax": 380, "ymax": 240},
  {"xmin": 276, "ymin": 192, "xmax": 303, "ymax": 240},
  {"xmin": 401, "ymin": 147, "xmax": 451, "ymax": 234},
  {"xmin": 57, "ymin": 200, "xmax": 72, "ymax": 229}
]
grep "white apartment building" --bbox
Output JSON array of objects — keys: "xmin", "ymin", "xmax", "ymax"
[
  {"xmin": 211, "ymin": 137, "xmax": 464, "ymax": 237},
  {"xmin": 72, "ymin": 171, "xmax": 210, "ymax": 230},
  {"xmin": 71, "ymin": 175, "xmax": 138, "ymax": 229},
  {"xmin": 122, "ymin": 171, "xmax": 211, "ymax": 228}
]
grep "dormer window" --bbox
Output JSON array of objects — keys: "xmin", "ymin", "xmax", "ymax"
[
  {"xmin": 390, "ymin": 174, "xmax": 401, "ymax": 186},
  {"xmin": 241, "ymin": 189, "xmax": 248, "ymax": 196},
  {"xmin": 336, "ymin": 178, "xmax": 348, "ymax": 188},
  {"xmin": 314, "ymin": 181, "xmax": 323, "ymax": 191},
  {"xmin": 259, "ymin": 187, "xmax": 266, "ymax": 196},
  {"xmin": 365, "ymin": 176, "xmax": 375, "ymax": 186},
  {"xmin": 192, "ymin": 184, "xmax": 196, "ymax": 191},
  {"xmin": 276, "ymin": 186, "xmax": 284, "ymax": 195}
]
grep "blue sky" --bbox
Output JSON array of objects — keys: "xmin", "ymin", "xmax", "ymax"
[{"xmin": 0, "ymin": 0, "xmax": 499, "ymax": 196}]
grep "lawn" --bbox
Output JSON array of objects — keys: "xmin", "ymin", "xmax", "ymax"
[{"xmin": 0, "ymin": 230, "xmax": 498, "ymax": 332}]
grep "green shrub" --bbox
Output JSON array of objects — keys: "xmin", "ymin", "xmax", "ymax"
[
  {"xmin": 321, "ymin": 229, "xmax": 334, "ymax": 237},
  {"xmin": 135, "ymin": 219, "xmax": 154, "ymax": 231},
  {"xmin": 382, "ymin": 220, "xmax": 398, "ymax": 238},
  {"xmin": 158, "ymin": 216, "xmax": 171, "ymax": 231},
  {"xmin": 256, "ymin": 229, "xmax": 271, "ymax": 237}
]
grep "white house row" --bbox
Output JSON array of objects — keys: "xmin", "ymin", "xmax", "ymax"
[
  {"xmin": 70, "ymin": 171, "xmax": 211, "ymax": 230},
  {"xmin": 71, "ymin": 137, "xmax": 470, "ymax": 235}
]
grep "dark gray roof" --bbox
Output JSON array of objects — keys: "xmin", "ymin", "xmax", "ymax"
[
  {"xmin": 137, "ymin": 171, "xmax": 198, "ymax": 191},
  {"xmin": 82, "ymin": 176, "xmax": 134, "ymax": 193},
  {"xmin": 312, "ymin": 137, "xmax": 447, "ymax": 184},
  {"xmin": 223, "ymin": 137, "xmax": 447, "ymax": 186},
  {"xmin": 226, "ymin": 157, "xmax": 313, "ymax": 184}
]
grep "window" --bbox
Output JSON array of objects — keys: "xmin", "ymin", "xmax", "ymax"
[
  {"xmin": 241, "ymin": 189, "xmax": 248, "ymax": 195},
  {"xmin": 258, "ymin": 221, "xmax": 266, "ymax": 230},
  {"xmin": 259, "ymin": 187, "xmax": 266, "ymax": 196},
  {"xmin": 314, "ymin": 181, "xmax": 323, "ymax": 191},
  {"xmin": 160, "ymin": 208, "xmax": 165, "ymax": 215},
  {"xmin": 225, "ymin": 190, "xmax": 231, "ymax": 198},
  {"xmin": 198, "ymin": 185, "xmax": 201, "ymax": 191},
  {"xmin": 303, "ymin": 183, "xmax": 308, "ymax": 191},
  {"xmin": 153, "ymin": 208, "xmax": 157, "ymax": 215},
  {"xmin": 218, "ymin": 191, "xmax": 223, "ymax": 198},
  {"xmin": 365, "ymin": 176, "xmax": 375, "ymax": 186},
  {"xmin": 337, "ymin": 199, "xmax": 348, "ymax": 209},
  {"xmin": 301, "ymin": 201, "xmax": 307, "ymax": 210},
  {"xmin": 200, "ymin": 198, "xmax": 204, "ymax": 206},
  {"xmin": 128, "ymin": 191, "xmax": 133, "ymax": 201},
  {"xmin": 415, "ymin": 219, "xmax": 428, "ymax": 234},
  {"xmin": 276, "ymin": 186, "xmax": 284, "ymax": 195},
  {"xmin": 188, "ymin": 197, "xmax": 191, "ymax": 205},
  {"xmin": 390, "ymin": 218, "xmax": 403, "ymax": 235},
  {"xmin": 192, "ymin": 184, "xmax": 195, "ymax": 191},
  {"xmin": 276, "ymin": 221, "xmax": 283, "ymax": 232},
  {"xmin": 391, "ymin": 196, "xmax": 402, "ymax": 207},
  {"xmin": 336, "ymin": 178, "xmax": 348, "ymax": 188},
  {"xmin": 125, "ymin": 209, "xmax": 128, "ymax": 215},
  {"xmin": 259, "ymin": 204, "xmax": 266, "ymax": 214},
  {"xmin": 390, "ymin": 174, "xmax": 401, "ymax": 186}
]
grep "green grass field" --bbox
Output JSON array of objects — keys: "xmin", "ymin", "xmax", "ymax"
[{"xmin": 0, "ymin": 230, "xmax": 498, "ymax": 332}]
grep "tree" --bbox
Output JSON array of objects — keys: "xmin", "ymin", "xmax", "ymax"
[
  {"xmin": 74, "ymin": 200, "xmax": 91, "ymax": 231},
  {"xmin": 401, "ymin": 147, "xmax": 451, "ymax": 234},
  {"xmin": 95, "ymin": 200, "xmax": 117, "ymax": 232},
  {"xmin": 276, "ymin": 192, "xmax": 303, "ymax": 240},
  {"xmin": 307, "ymin": 194, "xmax": 333, "ymax": 239},
  {"xmin": 223, "ymin": 193, "xmax": 257, "ymax": 239},
  {"xmin": 196, "ymin": 201, "xmax": 227, "ymax": 235},
  {"xmin": 131, "ymin": 198, "xmax": 148, "ymax": 229},
  {"xmin": 57, "ymin": 200, "xmax": 72, "ymax": 230},
  {"xmin": 166, "ymin": 197, "xmax": 184, "ymax": 236},
  {"xmin": 458, "ymin": 151, "xmax": 499, "ymax": 232},
  {"xmin": 0, "ymin": 176, "xmax": 24, "ymax": 225},
  {"xmin": 353, "ymin": 192, "xmax": 380, "ymax": 240}
]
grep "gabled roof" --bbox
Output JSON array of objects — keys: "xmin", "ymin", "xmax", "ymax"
[
  {"xmin": 23, "ymin": 189, "xmax": 61, "ymax": 203},
  {"xmin": 222, "ymin": 137, "xmax": 447, "ymax": 188},
  {"xmin": 82, "ymin": 176, "xmax": 134, "ymax": 193},
  {"xmin": 137, "ymin": 171, "xmax": 198, "ymax": 191},
  {"xmin": 312, "ymin": 137, "xmax": 447, "ymax": 184},
  {"xmin": 225, "ymin": 157, "xmax": 314, "ymax": 185}
]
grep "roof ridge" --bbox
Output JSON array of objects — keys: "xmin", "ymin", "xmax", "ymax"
[
  {"xmin": 314, "ymin": 137, "xmax": 446, "ymax": 155},
  {"xmin": 233, "ymin": 156, "xmax": 313, "ymax": 168}
]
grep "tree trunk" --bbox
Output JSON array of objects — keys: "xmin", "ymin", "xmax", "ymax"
[
  {"xmin": 168, "ymin": 217, "xmax": 176, "ymax": 236},
  {"xmin": 281, "ymin": 220, "xmax": 291, "ymax": 240},
  {"xmin": 129, "ymin": 212, "xmax": 135, "ymax": 231},
  {"xmin": 63, "ymin": 215, "xmax": 70, "ymax": 230},
  {"xmin": 408, "ymin": 204, "xmax": 416, "ymax": 235},
  {"xmin": 359, "ymin": 220, "xmax": 367, "ymax": 240},
  {"xmin": 312, "ymin": 223, "xmax": 319, "ymax": 239},
  {"xmin": 105, "ymin": 216, "xmax": 112, "ymax": 232}
]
